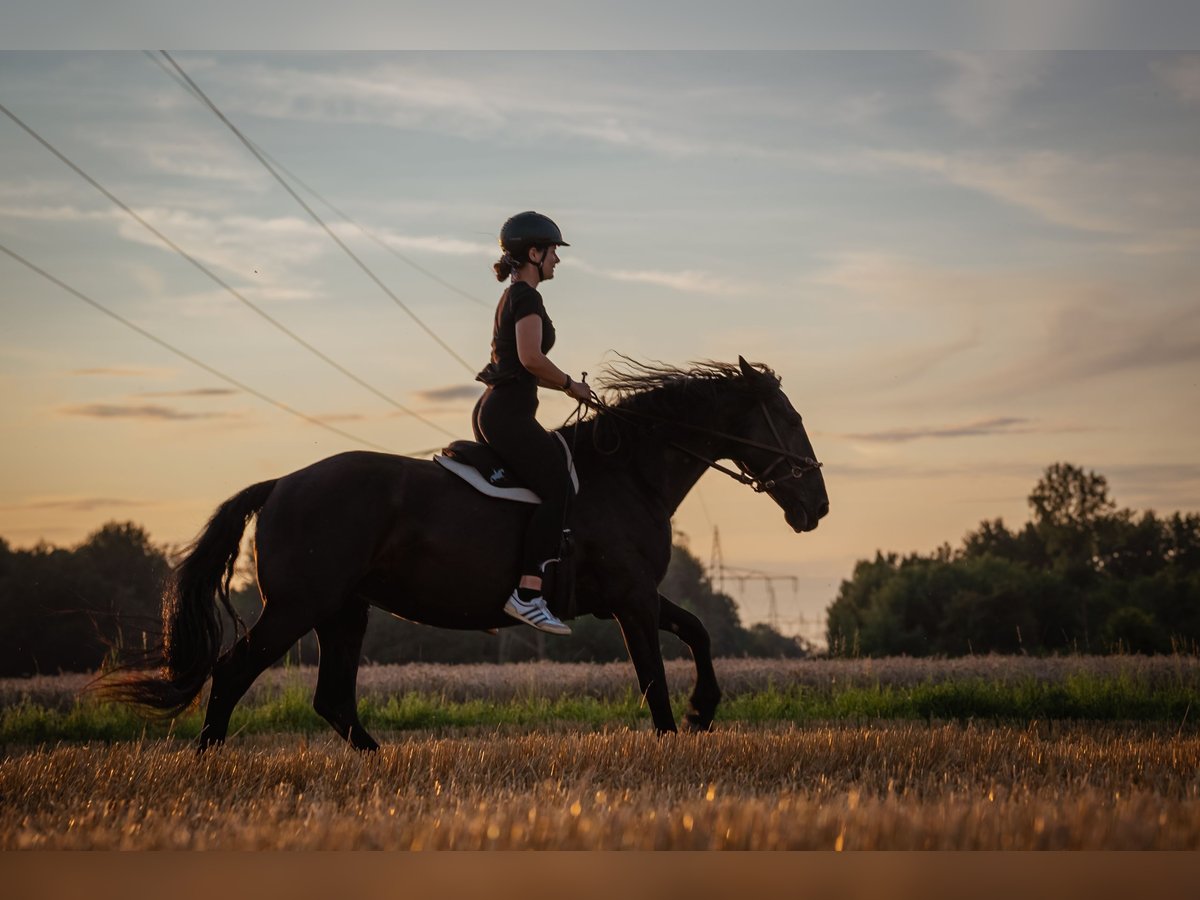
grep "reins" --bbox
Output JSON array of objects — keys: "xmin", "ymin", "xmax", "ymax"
[{"xmin": 573, "ymin": 393, "xmax": 822, "ymax": 495}]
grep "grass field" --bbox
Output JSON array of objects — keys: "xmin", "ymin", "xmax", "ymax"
[{"xmin": 3, "ymin": 657, "xmax": 1199, "ymax": 849}]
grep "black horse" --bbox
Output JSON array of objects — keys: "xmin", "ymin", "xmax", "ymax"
[{"xmin": 108, "ymin": 357, "xmax": 828, "ymax": 749}]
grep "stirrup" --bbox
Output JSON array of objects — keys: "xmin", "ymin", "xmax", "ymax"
[{"xmin": 503, "ymin": 589, "xmax": 571, "ymax": 635}]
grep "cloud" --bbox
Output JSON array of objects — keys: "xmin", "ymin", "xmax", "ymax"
[
  {"xmin": 168, "ymin": 56, "xmax": 784, "ymax": 162},
  {"xmin": 868, "ymin": 149, "xmax": 1124, "ymax": 234},
  {"xmin": 830, "ymin": 460, "xmax": 1042, "ymax": 481},
  {"xmin": 801, "ymin": 251, "xmax": 1200, "ymax": 410},
  {"xmin": 57, "ymin": 403, "xmax": 233, "ymax": 421},
  {"xmin": 0, "ymin": 191, "xmax": 478, "ymax": 303},
  {"xmin": 836, "ymin": 91, "xmax": 888, "ymax": 126},
  {"xmin": 413, "ymin": 384, "xmax": 483, "ymax": 403},
  {"xmin": 113, "ymin": 208, "xmax": 330, "ymax": 276},
  {"xmin": 569, "ymin": 257, "xmax": 747, "ymax": 296},
  {"xmin": 85, "ymin": 119, "xmax": 269, "ymax": 189},
  {"xmin": 606, "ymin": 268, "xmax": 745, "ymax": 296},
  {"xmin": 375, "ymin": 230, "xmax": 493, "ymax": 257},
  {"xmin": 136, "ymin": 388, "xmax": 238, "ymax": 398},
  {"xmin": 138, "ymin": 140, "xmax": 266, "ymax": 188},
  {"xmin": 1152, "ymin": 55, "xmax": 1200, "ymax": 106},
  {"xmin": 0, "ymin": 203, "xmax": 119, "ymax": 224},
  {"xmin": 308, "ymin": 411, "xmax": 367, "ymax": 423},
  {"xmin": 0, "ymin": 198, "xmax": 330, "ymax": 293},
  {"xmin": 810, "ymin": 250, "xmax": 1000, "ymax": 311},
  {"xmin": 70, "ymin": 366, "xmax": 173, "ymax": 378},
  {"xmin": 841, "ymin": 416, "xmax": 1036, "ymax": 443},
  {"xmin": 847, "ymin": 146, "xmax": 1200, "ymax": 243},
  {"xmin": 869, "ymin": 332, "xmax": 981, "ymax": 388},
  {"xmin": 0, "ymin": 179, "xmax": 78, "ymax": 201},
  {"xmin": 972, "ymin": 297, "xmax": 1200, "ymax": 401},
  {"xmin": 934, "ymin": 52, "xmax": 1048, "ymax": 126},
  {"xmin": 1106, "ymin": 463, "xmax": 1200, "ymax": 487},
  {"xmin": 1105, "ymin": 463, "xmax": 1200, "ymax": 511},
  {"xmin": 1, "ymin": 496, "xmax": 149, "ymax": 512}
]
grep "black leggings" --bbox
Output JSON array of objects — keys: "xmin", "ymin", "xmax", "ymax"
[{"xmin": 472, "ymin": 383, "xmax": 571, "ymax": 578}]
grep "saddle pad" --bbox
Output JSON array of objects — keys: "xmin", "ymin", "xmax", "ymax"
[{"xmin": 434, "ymin": 434, "xmax": 579, "ymax": 504}]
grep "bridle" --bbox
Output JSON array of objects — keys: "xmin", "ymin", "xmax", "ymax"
[{"xmin": 586, "ymin": 396, "xmax": 823, "ymax": 494}]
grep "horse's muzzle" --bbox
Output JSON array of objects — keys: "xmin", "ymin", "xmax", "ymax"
[{"xmin": 786, "ymin": 506, "xmax": 811, "ymax": 533}]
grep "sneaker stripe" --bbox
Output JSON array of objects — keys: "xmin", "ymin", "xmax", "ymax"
[{"xmin": 504, "ymin": 591, "xmax": 569, "ymax": 633}]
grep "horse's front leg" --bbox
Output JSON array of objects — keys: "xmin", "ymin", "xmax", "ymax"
[
  {"xmin": 658, "ymin": 594, "xmax": 721, "ymax": 732},
  {"xmin": 614, "ymin": 593, "xmax": 677, "ymax": 734}
]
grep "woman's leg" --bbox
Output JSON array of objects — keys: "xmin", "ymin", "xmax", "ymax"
[{"xmin": 475, "ymin": 386, "xmax": 572, "ymax": 632}]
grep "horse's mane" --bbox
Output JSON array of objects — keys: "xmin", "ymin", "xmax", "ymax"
[
  {"xmin": 560, "ymin": 357, "xmax": 779, "ymax": 470},
  {"xmin": 593, "ymin": 356, "xmax": 778, "ymax": 418}
]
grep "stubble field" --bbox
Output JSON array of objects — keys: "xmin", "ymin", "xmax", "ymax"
[{"xmin": 3, "ymin": 657, "xmax": 1199, "ymax": 849}]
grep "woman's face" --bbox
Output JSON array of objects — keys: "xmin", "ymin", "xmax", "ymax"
[{"xmin": 531, "ymin": 245, "xmax": 561, "ymax": 280}]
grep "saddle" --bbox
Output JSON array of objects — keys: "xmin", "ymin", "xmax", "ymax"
[{"xmin": 433, "ymin": 435, "xmax": 579, "ymax": 503}]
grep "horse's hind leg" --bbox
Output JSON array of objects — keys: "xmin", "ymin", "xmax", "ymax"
[
  {"xmin": 658, "ymin": 594, "xmax": 721, "ymax": 732},
  {"xmin": 200, "ymin": 600, "xmax": 314, "ymax": 750},
  {"xmin": 313, "ymin": 600, "xmax": 378, "ymax": 752}
]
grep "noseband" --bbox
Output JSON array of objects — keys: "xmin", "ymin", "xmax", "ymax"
[
  {"xmin": 729, "ymin": 401, "xmax": 823, "ymax": 492},
  {"xmin": 589, "ymin": 397, "xmax": 822, "ymax": 494}
]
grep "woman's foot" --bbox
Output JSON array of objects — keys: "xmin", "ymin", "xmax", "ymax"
[{"xmin": 504, "ymin": 588, "xmax": 571, "ymax": 635}]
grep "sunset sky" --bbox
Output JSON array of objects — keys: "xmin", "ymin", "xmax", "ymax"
[{"xmin": 2, "ymin": 49, "xmax": 1198, "ymax": 642}]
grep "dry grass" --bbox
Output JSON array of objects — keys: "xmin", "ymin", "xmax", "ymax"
[
  {"xmin": 5, "ymin": 659, "xmax": 1198, "ymax": 849},
  {"xmin": 5, "ymin": 654, "xmax": 1198, "ymax": 709},
  {"xmin": 4, "ymin": 722, "xmax": 1198, "ymax": 849}
]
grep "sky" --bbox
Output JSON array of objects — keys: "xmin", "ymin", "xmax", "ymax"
[{"xmin": 2, "ymin": 50, "xmax": 1198, "ymax": 643}]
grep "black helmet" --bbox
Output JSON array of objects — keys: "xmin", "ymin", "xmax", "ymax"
[{"xmin": 499, "ymin": 211, "xmax": 569, "ymax": 260}]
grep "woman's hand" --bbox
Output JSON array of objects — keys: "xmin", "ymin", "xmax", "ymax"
[{"xmin": 566, "ymin": 379, "xmax": 594, "ymax": 403}]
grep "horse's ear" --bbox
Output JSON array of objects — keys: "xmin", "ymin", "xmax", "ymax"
[{"xmin": 738, "ymin": 355, "xmax": 778, "ymax": 395}]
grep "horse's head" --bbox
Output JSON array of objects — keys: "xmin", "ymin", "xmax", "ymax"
[{"xmin": 731, "ymin": 356, "xmax": 829, "ymax": 533}]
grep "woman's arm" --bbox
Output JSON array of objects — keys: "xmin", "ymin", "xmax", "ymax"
[
  {"xmin": 515, "ymin": 315, "xmax": 568, "ymax": 385},
  {"xmin": 516, "ymin": 315, "xmax": 592, "ymax": 401}
]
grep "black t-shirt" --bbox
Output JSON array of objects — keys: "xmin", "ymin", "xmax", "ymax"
[{"xmin": 476, "ymin": 282, "xmax": 556, "ymax": 387}]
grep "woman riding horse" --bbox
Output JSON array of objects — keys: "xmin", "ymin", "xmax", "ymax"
[
  {"xmin": 102, "ymin": 360, "xmax": 828, "ymax": 747},
  {"xmin": 473, "ymin": 211, "xmax": 592, "ymax": 636}
]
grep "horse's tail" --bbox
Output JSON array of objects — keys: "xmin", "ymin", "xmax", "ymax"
[{"xmin": 98, "ymin": 479, "xmax": 279, "ymax": 717}]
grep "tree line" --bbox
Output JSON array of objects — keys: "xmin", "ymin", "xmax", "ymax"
[
  {"xmin": 826, "ymin": 463, "xmax": 1200, "ymax": 656},
  {"xmin": 0, "ymin": 525, "xmax": 805, "ymax": 677}
]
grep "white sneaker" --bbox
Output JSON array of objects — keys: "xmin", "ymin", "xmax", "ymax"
[{"xmin": 503, "ymin": 590, "xmax": 571, "ymax": 635}]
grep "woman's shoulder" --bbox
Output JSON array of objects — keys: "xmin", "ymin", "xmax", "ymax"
[
  {"xmin": 505, "ymin": 282, "xmax": 544, "ymax": 317},
  {"xmin": 507, "ymin": 281, "xmax": 542, "ymax": 301}
]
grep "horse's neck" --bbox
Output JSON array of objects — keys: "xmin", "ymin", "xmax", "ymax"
[
  {"xmin": 619, "ymin": 399, "xmax": 740, "ymax": 515},
  {"xmin": 657, "ymin": 447, "xmax": 714, "ymax": 515}
]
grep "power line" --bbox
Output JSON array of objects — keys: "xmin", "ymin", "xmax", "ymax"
[
  {"xmin": 0, "ymin": 240, "xmax": 398, "ymax": 453},
  {"xmin": 158, "ymin": 51, "xmax": 478, "ymax": 373},
  {"xmin": 141, "ymin": 51, "xmax": 490, "ymax": 310},
  {"xmin": 0, "ymin": 98, "xmax": 457, "ymax": 441},
  {"xmin": 708, "ymin": 525, "xmax": 806, "ymax": 635}
]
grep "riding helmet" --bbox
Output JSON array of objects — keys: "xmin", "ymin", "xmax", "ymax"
[{"xmin": 499, "ymin": 211, "xmax": 569, "ymax": 260}]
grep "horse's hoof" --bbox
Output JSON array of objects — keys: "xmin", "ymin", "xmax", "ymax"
[{"xmin": 348, "ymin": 727, "xmax": 380, "ymax": 752}]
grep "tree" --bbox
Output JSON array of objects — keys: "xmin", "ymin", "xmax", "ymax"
[
  {"xmin": 827, "ymin": 463, "xmax": 1200, "ymax": 657},
  {"xmin": 1028, "ymin": 463, "xmax": 1115, "ymax": 530},
  {"xmin": 0, "ymin": 523, "xmax": 171, "ymax": 675}
]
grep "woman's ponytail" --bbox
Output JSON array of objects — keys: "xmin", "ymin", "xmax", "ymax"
[{"xmin": 493, "ymin": 250, "xmax": 525, "ymax": 282}]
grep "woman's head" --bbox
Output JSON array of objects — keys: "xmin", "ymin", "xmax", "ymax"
[{"xmin": 494, "ymin": 211, "xmax": 569, "ymax": 283}]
